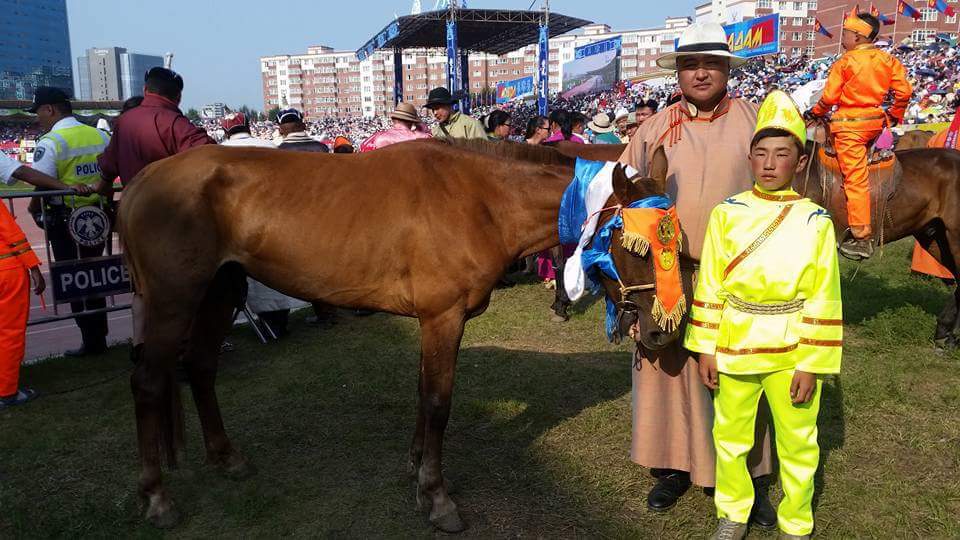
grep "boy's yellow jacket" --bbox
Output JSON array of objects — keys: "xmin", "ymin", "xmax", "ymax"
[{"xmin": 684, "ymin": 186, "xmax": 842, "ymax": 375}]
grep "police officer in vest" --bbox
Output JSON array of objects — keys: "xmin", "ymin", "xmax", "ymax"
[{"xmin": 27, "ymin": 87, "xmax": 111, "ymax": 356}]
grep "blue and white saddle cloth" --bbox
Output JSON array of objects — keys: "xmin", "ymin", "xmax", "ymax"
[{"xmin": 557, "ymin": 158, "xmax": 638, "ymax": 302}]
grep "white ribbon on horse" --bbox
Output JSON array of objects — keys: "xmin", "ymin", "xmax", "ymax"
[{"xmin": 564, "ymin": 162, "xmax": 639, "ymax": 301}]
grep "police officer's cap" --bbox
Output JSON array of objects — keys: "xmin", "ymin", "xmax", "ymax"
[{"xmin": 27, "ymin": 86, "xmax": 71, "ymax": 113}]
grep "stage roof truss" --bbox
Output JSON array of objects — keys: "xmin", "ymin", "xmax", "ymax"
[{"xmin": 357, "ymin": 8, "xmax": 592, "ymax": 60}]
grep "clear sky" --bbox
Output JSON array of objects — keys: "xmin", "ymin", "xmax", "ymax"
[{"xmin": 67, "ymin": 0, "xmax": 703, "ymax": 110}]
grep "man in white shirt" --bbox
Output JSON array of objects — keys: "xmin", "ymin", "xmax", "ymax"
[
  {"xmin": 0, "ymin": 152, "xmax": 77, "ymax": 190},
  {"xmin": 219, "ymin": 113, "xmax": 306, "ymax": 337}
]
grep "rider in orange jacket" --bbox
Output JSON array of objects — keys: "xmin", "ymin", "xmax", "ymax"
[
  {"xmin": 808, "ymin": 12, "xmax": 912, "ymax": 260},
  {"xmin": 0, "ymin": 155, "xmax": 47, "ymax": 409}
]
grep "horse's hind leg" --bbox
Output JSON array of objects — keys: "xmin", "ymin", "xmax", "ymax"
[
  {"xmin": 415, "ymin": 307, "xmax": 467, "ymax": 533},
  {"xmin": 925, "ymin": 229, "xmax": 960, "ymax": 348},
  {"xmin": 184, "ymin": 264, "xmax": 253, "ymax": 478},
  {"xmin": 132, "ymin": 305, "xmax": 195, "ymax": 529}
]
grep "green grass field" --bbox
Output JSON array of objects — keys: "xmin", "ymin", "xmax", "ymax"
[{"xmin": 2, "ymin": 240, "xmax": 959, "ymax": 538}]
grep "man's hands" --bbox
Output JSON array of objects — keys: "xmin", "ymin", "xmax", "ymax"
[
  {"xmin": 29, "ymin": 266, "xmax": 45, "ymax": 296},
  {"xmin": 698, "ymin": 353, "xmax": 718, "ymax": 390},
  {"xmin": 92, "ymin": 178, "xmax": 114, "ymax": 196},
  {"xmin": 790, "ymin": 370, "xmax": 817, "ymax": 404}
]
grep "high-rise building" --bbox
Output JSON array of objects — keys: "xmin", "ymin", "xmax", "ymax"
[
  {"xmin": 261, "ymin": 19, "xmax": 690, "ymax": 119},
  {"xmin": 0, "ymin": 0, "xmax": 73, "ymax": 100},
  {"xmin": 76, "ymin": 47, "xmax": 164, "ymax": 101}
]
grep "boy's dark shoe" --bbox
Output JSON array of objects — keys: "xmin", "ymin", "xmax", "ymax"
[
  {"xmin": 708, "ymin": 518, "xmax": 747, "ymax": 540},
  {"xmin": 839, "ymin": 237, "xmax": 874, "ymax": 261},
  {"xmin": 646, "ymin": 470, "xmax": 691, "ymax": 512},
  {"xmin": 750, "ymin": 476, "xmax": 778, "ymax": 529}
]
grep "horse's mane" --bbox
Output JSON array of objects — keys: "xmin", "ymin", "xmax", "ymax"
[{"xmin": 440, "ymin": 137, "xmax": 575, "ymax": 167}]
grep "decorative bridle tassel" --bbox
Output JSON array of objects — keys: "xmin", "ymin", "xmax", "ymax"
[
  {"xmin": 651, "ymin": 294, "xmax": 687, "ymax": 333},
  {"xmin": 621, "ymin": 231, "xmax": 651, "ymax": 256}
]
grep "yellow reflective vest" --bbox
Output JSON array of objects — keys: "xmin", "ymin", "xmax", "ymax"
[
  {"xmin": 40, "ymin": 122, "xmax": 109, "ymax": 207},
  {"xmin": 684, "ymin": 186, "xmax": 842, "ymax": 375}
]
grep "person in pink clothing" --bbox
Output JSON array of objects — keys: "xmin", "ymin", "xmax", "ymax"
[
  {"xmin": 544, "ymin": 110, "xmax": 586, "ymax": 144},
  {"xmin": 359, "ymin": 102, "xmax": 431, "ymax": 152}
]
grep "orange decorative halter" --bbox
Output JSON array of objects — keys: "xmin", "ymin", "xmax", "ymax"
[{"xmin": 620, "ymin": 206, "xmax": 686, "ymax": 332}]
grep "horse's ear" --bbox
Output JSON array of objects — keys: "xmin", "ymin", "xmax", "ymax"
[
  {"xmin": 613, "ymin": 163, "xmax": 642, "ymax": 204},
  {"xmin": 649, "ymin": 146, "xmax": 668, "ymax": 193}
]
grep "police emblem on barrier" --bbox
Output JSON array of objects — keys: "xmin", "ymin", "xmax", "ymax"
[{"xmin": 68, "ymin": 206, "xmax": 110, "ymax": 247}]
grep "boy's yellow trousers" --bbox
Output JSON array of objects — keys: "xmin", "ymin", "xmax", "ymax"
[{"xmin": 713, "ymin": 369, "xmax": 823, "ymax": 536}]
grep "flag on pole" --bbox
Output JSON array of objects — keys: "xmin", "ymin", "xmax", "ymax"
[
  {"xmin": 870, "ymin": 3, "xmax": 897, "ymax": 24},
  {"xmin": 928, "ymin": 0, "xmax": 956, "ymax": 17},
  {"xmin": 815, "ymin": 19, "xmax": 834, "ymax": 38},
  {"xmin": 945, "ymin": 105, "xmax": 960, "ymax": 150},
  {"xmin": 897, "ymin": 0, "xmax": 922, "ymax": 20}
]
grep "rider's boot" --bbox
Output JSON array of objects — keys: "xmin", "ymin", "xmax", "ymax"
[{"xmin": 839, "ymin": 225, "xmax": 874, "ymax": 261}]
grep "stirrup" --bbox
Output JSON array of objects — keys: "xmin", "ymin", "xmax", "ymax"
[{"xmin": 839, "ymin": 229, "xmax": 874, "ymax": 261}]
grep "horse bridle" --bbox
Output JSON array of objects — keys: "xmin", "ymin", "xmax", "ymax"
[{"xmin": 597, "ymin": 205, "xmax": 659, "ymax": 342}]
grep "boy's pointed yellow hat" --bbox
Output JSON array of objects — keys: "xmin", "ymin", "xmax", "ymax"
[{"xmin": 754, "ymin": 90, "xmax": 807, "ymax": 146}]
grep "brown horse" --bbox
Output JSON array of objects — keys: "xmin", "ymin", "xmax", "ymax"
[
  {"xmin": 895, "ymin": 129, "xmax": 935, "ymax": 150},
  {"xmin": 798, "ymin": 140, "xmax": 960, "ymax": 347},
  {"xmin": 118, "ymin": 138, "xmax": 669, "ymax": 531}
]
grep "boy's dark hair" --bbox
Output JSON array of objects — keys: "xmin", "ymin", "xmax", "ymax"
[
  {"xmin": 857, "ymin": 13, "xmax": 881, "ymax": 41},
  {"xmin": 751, "ymin": 127, "xmax": 806, "ymax": 156}
]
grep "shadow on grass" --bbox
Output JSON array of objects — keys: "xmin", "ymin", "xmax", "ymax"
[
  {"xmin": 812, "ymin": 376, "xmax": 845, "ymax": 514},
  {"xmin": 841, "ymin": 270, "xmax": 951, "ymax": 325},
  {"xmin": 1, "ymin": 312, "xmax": 642, "ymax": 538}
]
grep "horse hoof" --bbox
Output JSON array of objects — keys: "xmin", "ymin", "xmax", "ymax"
[
  {"xmin": 146, "ymin": 503, "xmax": 182, "ymax": 529},
  {"xmin": 431, "ymin": 509, "xmax": 466, "ymax": 533},
  {"xmin": 215, "ymin": 454, "xmax": 257, "ymax": 480}
]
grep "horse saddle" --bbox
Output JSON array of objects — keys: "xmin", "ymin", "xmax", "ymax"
[
  {"xmin": 817, "ymin": 145, "xmax": 901, "ymax": 231},
  {"xmin": 820, "ymin": 137, "xmax": 897, "ymax": 168}
]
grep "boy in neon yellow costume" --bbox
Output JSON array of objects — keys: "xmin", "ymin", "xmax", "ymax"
[{"xmin": 686, "ymin": 90, "xmax": 842, "ymax": 540}]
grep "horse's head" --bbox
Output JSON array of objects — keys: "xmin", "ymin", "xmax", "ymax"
[{"xmin": 596, "ymin": 147, "xmax": 686, "ymax": 350}]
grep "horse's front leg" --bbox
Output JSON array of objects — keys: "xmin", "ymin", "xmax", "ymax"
[
  {"xmin": 133, "ymin": 314, "xmax": 193, "ymax": 529},
  {"xmin": 415, "ymin": 307, "xmax": 467, "ymax": 533},
  {"xmin": 408, "ymin": 368, "xmax": 425, "ymax": 478}
]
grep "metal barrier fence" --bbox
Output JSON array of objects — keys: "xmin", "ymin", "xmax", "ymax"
[
  {"xmin": 2, "ymin": 189, "xmax": 131, "ymax": 327},
  {"xmin": 3, "ymin": 188, "xmax": 278, "ymax": 343}
]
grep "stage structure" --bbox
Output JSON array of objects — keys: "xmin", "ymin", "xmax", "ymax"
[{"xmin": 357, "ymin": 2, "xmax": 589, "ymax": 115}]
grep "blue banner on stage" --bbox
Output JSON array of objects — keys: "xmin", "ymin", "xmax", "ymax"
[
  {"xmin": 538, "ymin": 25, "xmax": 549, "ymax": 116},
  {"xmin": 574, "ymin": 36, "xmax": 622, "ymax": 60},
  {"xmin": 446, "ymin": 20, "xmax": 460, "ymax": 109},
  {"xmin": 357, "ymin": 20, "xmax": 399, "ymax": 61},
  {"xmin": 393, "ymin": 50, "xmax": 403, "ymax": 104},
  {"xmin": 496, "ymin": 76, "xmax": 534, "ymax": 104}
]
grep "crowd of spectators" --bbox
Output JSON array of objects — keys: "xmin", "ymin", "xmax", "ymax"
[
  {"xmin": 2, "ymin": 37, "xmax": 958, "ymax": 151},
  {"xmin": 198, "ymin": 37, "xmax": 960, "ymax": 146}
]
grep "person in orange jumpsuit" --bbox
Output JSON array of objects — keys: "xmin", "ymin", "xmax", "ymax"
[
  {"xmin": 807, "ymin": 12, "xmax": 913, "ymax": 260},
  {"xmin": 910, "ymin": 117, "xmax": 959, "ymax": 279},
  {"xmin": 0, "ymin": 154, "xmax": 48, "ymax": 409}
]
